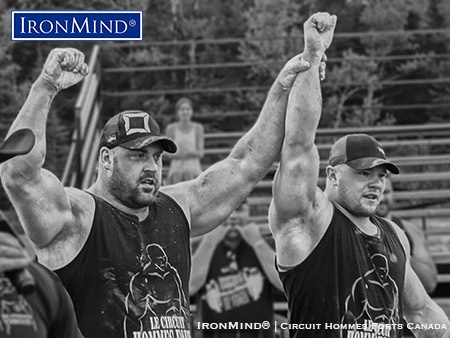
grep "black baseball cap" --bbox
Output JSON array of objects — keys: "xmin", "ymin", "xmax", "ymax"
[
  {"xmin": 328, "ymin": 134, "xmax": 399, "ymax": 174},
  {"xmin": 0, "ymin": 129, "xmax": 35, "ymax": 164},
  {"xmin": 100, "ymin": 111, "xmax": 177, "ymax": 153}
]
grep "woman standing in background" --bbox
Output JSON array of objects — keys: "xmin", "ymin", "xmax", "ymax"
[{"xmin": 165, "ymin": 97, "xmax": 204, "ymax": 184}]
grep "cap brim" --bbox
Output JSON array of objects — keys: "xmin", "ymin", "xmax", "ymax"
[
  {"xmin": 346, "ymin": 157, "xmax": 400, "ymax": 174},
  {"xmin": 120, "ymin": 135, "xmax": 177, "ymax": 153},
  {"xmin": 0, "ymin": 129, "xmax": 35, "ymax": 164}
]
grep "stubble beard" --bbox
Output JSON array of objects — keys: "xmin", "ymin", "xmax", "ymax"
[
  {"xmin": 337, "ymin": 191, "xmax": 376, "ymax": 218},
  {"xmin": 109, "ymin": 169, "xmax": 160, "ymax": 209}
]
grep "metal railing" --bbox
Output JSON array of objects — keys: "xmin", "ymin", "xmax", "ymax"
[{"xmin": 61, "ymin": 45, "xmax": 102, "ymax": 189}]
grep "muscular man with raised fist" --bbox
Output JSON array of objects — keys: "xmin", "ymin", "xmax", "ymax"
[
  {"xmin": 0, "ymin": 13, "xmax": 332, "ymax": 338},
  {"xmin": 269, "ymin": 11, "xmax": 450, "ymax": 338}
]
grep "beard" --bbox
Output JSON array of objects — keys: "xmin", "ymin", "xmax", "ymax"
[
  {"xmin": 337, "ymin": 191, "xmax": 377, "ymax": 218},
  {"xmin": 108, "ymin": 166, "xmax": 160, "ymax": 209}
]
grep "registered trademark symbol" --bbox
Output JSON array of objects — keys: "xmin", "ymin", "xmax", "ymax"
[{"xmin": 129, "ymin": 19, "xmax": 136, "ymax": 27}]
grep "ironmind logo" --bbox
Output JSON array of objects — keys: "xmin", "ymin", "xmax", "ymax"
[{"xmin": 11, "ymin": 11, "xmax": 143, "ymax": 41}]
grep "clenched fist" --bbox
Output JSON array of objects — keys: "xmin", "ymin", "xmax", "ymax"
[
  {"xmin": 39, "ymin": 48, "xmax": 89, "ymax": 93},
  {"xmin": 303, "ymin": 12, "xmax": 337, "ymax": 65}
]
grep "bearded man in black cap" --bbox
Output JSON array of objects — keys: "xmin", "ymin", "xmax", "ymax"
[
  {"xmin": 0, "ymin": 129, "xmax": 83, "ymax": 337},
  {"xmin": 268, "ymin": 11, "xmax": 450, "ymax": 337},
  {"xmin": 0, "ymin": 11, "xmax": 336, "ymax": 338}
]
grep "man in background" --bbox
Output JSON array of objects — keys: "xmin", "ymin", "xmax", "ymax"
[{"xmin": 190, "ymin": 200, "xmax": 284, "ymax": 338}]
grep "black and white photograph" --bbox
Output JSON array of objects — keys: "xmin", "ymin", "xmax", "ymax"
[{"xmin": 0, "ymin": 1, "xmax": 450, "ymax": 337}]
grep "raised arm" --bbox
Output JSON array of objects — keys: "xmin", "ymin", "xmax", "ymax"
[
  {"xmin": 162, "ymin": 54, "xmax": 313, "ymax": 236},
  {"xmin": 0, "ymin": 48, "xmax": 90, "ymax": 250},
  {"xmin": 269, "ymin": 13, "xmax": 336, "ymax": 266},
  {"xmin": 238, "ymin": 223, "xmax": 283, "ymax": 291},
  {"xmin": 189, "ymin": 226, "xmax": 228, "ymax": 295}
]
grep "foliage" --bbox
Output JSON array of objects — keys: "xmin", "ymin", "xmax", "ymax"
[{"xmin": 1, "ymin": 0, "xmax": 450, "ymax": 160}]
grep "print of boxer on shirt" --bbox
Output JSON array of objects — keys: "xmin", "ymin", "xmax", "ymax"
[{"xmin": 123, "ymin": 244, "xmax": 190, "ymax": 338}]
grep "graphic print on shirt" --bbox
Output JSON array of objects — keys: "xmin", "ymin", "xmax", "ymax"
[
  {"xmin": 204, "ymin": 250, "xmax": 264, "ymax": 313},
  {"xmin": 341, "ymin": 253, "xmax": 400, "ymax": 338},
  {"xmin": 0, "ymin": 277, "xmax": 37, "ymax": 335},
  {"xmin": 123, "ymin": 244, "xmax": 191, "ymax": 338}
]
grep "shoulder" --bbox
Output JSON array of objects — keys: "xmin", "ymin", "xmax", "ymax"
[
  {"xmin": 159, "ymin": 185, "xmax": 192, "ymax": 226},
  {"xmin": 384, "ymin": 218, "xmax": 411, "ymax": 255},
  {"xmin": 193, "ymin": 122, "xmax": 204, "ymax": 132}
]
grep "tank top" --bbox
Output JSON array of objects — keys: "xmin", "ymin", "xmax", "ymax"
[
  {"xmin": 279, "ymin": 206, "xmax": 406, "ymax": 338},
  {"xmin": 197, "ymin": 240, "xmax": 274, "ymax": 338},
  {"xmin": 168, "ymin": 123, "xmax": 202, "ymax": 176},
  {"xmin": 55, "ymin": 192, "xmax": 191, "ymax": 338}
]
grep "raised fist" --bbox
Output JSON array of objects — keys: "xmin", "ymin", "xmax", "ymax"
[
  {"xmin": 303, "ymin": 12, "xmax": 337, "ymax": 64},
  {"xmin": 39, "ymin": 48, "xmax": 89, "ymax": 92}
]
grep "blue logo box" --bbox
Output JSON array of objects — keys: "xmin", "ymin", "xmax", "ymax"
[{"xmin": 11, "ymin": 11, "xmax": 143, "ymax": 41}]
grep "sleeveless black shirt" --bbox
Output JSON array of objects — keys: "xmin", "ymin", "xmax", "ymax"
[
  {"xmin": 55, "ymin": 192, "xmax": 191, "ymax": 338},
  {"xmin": 279, "ymin": 206, "xmax": 406, "ymax": 338}
]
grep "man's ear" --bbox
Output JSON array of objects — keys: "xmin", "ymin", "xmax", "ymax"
[
  {"xmin": 99, "ymin": 147, "xmax": 113, "ymax": 171},
  {"xmin": 325, "ymin": 165, "xmax": 338, "ymax": 186}
]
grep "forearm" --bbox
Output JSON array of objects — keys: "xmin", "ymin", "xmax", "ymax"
[
  {"xmin": 229, "ymin": 81, "xmax": 289, "ymax": 178},
  {"xmin": 252, "ymin": 238, "xmax": 283, "ymax": 291},
  {"xmin": 189, "ymin": 239, "xmax": 217, "ymax": 295},
  {"xmin": 1, "ymin": 78, "xmax": 56, "ymax": 180},
  {"xmin": 285, "ymin": 62, "xmax": 321, "ymax": 149}
]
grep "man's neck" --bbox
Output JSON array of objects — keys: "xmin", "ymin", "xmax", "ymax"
[
  {"xmin": 88, "ymin": 184, "xmax": 150, "ymax": 221},
  {"xmin": 334, "ymin": 203, "xmax": 379, "ymax": 237}
]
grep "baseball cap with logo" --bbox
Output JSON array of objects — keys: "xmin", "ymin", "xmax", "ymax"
[
  {"xmin": 328, "ymin": 134, "xmax": 399, "ymax": 174},
  {"xmin": 0, "ymin": 129, "xmax": 35, "ymax": 164},
  {"xmin": 100, "ymin": 111, "xmax": 177, "ymax": 153}
]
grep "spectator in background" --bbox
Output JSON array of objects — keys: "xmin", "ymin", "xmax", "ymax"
[
  {"xmin": 376, "ymin": 175, "xmax": 438, "ymax": 295},
  {"xmin": 165, "ymin": 97, "xmax": 204, "ymax": 184},
  {"xmin": 376, "ymin": 175, "xmax": 439, "ymax": 338},
  {"xmin": 190, "ymin": 200, "xmax": 285, "ymax": 338},
  {"xmin": 0, "ymin": 129, "xmax": 83, "ymax": 338}
]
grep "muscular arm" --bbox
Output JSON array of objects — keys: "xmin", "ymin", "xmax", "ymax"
[
  {"xmin": 404, "ymin": 221, "xmax": 438, "ymax": 294},
  {"xmin": 163, "ymin": 55, "xmax": 312, "ymax": 236},
  {"xmin": 269, "ymin": 13, "xmax": 337, "ymax": 267},
  {"xmin": 390, "ymin": 220, "xmax": 450, "ymax": 338},
  {"xmin": 403, "ymin": 260, "xmax": 450, "ymax": 338},
  {"xmin": 0, "ymin": 49, "xmax": 91, "ymax": 253}
]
